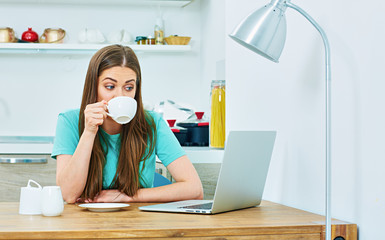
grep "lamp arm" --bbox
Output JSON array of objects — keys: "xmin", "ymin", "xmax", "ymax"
[{"xmin": 286, "ymin": 2, "xmax": 332, "ymax": 240}]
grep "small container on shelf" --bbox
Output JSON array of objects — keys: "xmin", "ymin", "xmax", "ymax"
[
  {"xmin": 155, "ymin": 17, "xmax": 165, "ymax": 45},
  {"xmin": 21, "ymin": 27, "xmax": 39, "ymax": 43},
  {"xmin": 164, "ymin": 35, "xmax": 191, "ymax": 45},
  {"xmin": 135, "ymin": 36, "xmax": 147, "ymax": 45},
  {"xmin": 146, "ymin": 36, "xmax": 155, "ymax": 45}
]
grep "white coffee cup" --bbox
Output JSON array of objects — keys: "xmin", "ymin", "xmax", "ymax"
[
  {"xmin": 19, "ymin": 179, "xmax": 42, "ymax": 215},
  {"xmin": 41, "ymin": 186, "xmax": 64, "ymax": 217},
  {"xmin": 107, "ymin": 96, "xmax": 137, "ymax": 124}
]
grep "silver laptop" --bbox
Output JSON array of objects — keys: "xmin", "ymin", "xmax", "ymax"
[{"xmin": 139, "ymin": 131, "xmax": 276, "ymax": 214}]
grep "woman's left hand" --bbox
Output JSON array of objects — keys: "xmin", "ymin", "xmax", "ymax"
[{"xmin": 91, "ymin": 190, "xmax": 132, "ymax": 203}]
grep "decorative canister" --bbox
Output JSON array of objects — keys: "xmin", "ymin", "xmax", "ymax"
[{"xmin": 210, "ymin": 80, "xmax": 225, "ymax": 148}]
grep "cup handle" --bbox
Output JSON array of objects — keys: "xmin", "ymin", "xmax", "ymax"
[
  {"xmin": 106, "ymin": 104, "xmax": 112, "ymax": 117},
  {"xmin": 27, "ymin": 179, "xmax": 42, "ymax": 189}
]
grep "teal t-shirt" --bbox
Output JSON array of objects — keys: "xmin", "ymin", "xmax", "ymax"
[{"xmin": 51, "ymin": 109, "xmax": 185, "ymax": 189}]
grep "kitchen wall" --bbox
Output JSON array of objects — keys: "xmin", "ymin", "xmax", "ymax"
[
  {"xmin": 200, "ymin": 0, "xmax": 225, "ymax": 109},
  {"xmin": 226, "ymin": 0, "xmax": 385, "ymax": 239},
  {"xmin": 0, "ymin": 1, "xmax": 205, "ymax": 137}
]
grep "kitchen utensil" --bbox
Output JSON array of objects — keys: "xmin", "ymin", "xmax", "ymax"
[
  {"xmin": 167, "ymin": 119, "xmax": 188, "ymax": 145},
  {"xmin": 39, "ymin": 28, "xmax": 65, "ymax": 43},
  {"xmin": 19, "ymin": 179, "xmax": 42, "ymax": 215},
  {"xmin": 107, "ymin": 96, "xmax": 137, "ymax": 124},
  {"xmin": 21, "ymin": 28, "xmax": 38, "ymax": 42},
  {"xmin": 0, "ymin": 27, "xmax": 16, "ymax": 43},
  {"xmin": 167, "ymin": 99, "xmax": 194, "ymax": 116},
  {"xmin": 177, "ymin": 112, "xmax": 209, "ymax": 146},
  {"xmin": 41, "ymin": 186, "xmax": 64, "ymax": 216},
  {"xmin": 78, "ymin": 203, "xmax": 130, "ymax": 212}
]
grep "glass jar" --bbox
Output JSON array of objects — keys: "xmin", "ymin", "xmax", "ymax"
[
  {"xmin": 146, "ymin": 36, "xmax": 155, "ymax": 45},
  {"xmin": 135, "ymin": 36, "xmax": 147, "ymax": 45},
  {"xmin": 210, "ymin": 80, "xmax": 225, "ymax": 148},
  {"xmin": 155, "ymin": 17, "xmax": 164, "ymax": 45}
]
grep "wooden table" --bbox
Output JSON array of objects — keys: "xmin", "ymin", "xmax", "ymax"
[{"xmin": 0, "ymin": 201, "xmax": 356, "ymax": 239}]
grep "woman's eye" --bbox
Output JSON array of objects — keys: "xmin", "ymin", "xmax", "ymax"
[
  {"xmin": 125, "ymin": 86, "xmax": 134, "ymax": 91},
  {"xmin": 106, "ymin": 85, "xmax": 114, "ymax": 90}
]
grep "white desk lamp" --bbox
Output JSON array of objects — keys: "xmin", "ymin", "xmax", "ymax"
[{"xmin": 229, "ymin": 0, "xmax": 332, "ymax": 239}]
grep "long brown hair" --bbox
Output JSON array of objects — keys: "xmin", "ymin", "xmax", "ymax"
[{"xmin": 79, "ymin": 45, "xmax": 156, "ymax": 199}]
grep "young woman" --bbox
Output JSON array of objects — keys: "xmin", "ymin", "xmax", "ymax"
[{"xmin": 51, "ymin": 45, "xmax": 203, "ymax": 204}]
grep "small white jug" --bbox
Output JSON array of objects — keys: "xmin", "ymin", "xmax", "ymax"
[
  {"xmin": 41, "ymin": 186, "xmax": 64, "ymax": 217},
  {"xmin": 19, "ymin": 179, "xmax": 42, "ymax": 215}
]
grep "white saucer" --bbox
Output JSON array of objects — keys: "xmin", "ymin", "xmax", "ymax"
[{"xmin": 78, "ymin": 203, "xmax": 130, "ymax": 212}]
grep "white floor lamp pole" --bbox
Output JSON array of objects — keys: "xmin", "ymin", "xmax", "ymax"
[{"xmin": 229, "ymin": 0, "xmax": 331, "ymax": 239}]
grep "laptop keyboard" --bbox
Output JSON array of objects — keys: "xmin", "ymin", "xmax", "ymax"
[{"xmin": 178, "ymin": 202, "xmax": 213, "ymax": 210}]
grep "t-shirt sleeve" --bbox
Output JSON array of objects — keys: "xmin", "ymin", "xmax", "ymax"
[
  {"xmin": 51, "ymin": 111, "xmax": 80, "ymax": 159},
  {"xmin": 153, "ymin": 112, "xmax": 186, "ymax": 167}
]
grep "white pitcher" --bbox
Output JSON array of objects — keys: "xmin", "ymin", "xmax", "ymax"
[{"xmin": 19, "ymin": 179, "xmax": 42, "ymax": 215}]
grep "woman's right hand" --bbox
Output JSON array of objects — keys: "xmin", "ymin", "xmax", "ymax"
[{"xmin": 84, "ymin": 100, "xmax": 108, "ymax": 134}]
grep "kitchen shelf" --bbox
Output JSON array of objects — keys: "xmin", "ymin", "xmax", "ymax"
[
  {"xmin": 0, "ymin": 43, "xmax": 192, "ymax": 54},
  {"xmin": 0, "ymin": 0, "xmax": 193, "ymax": 7}
]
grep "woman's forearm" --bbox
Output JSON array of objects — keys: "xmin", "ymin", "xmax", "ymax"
[
  {"xmin": 93, "ymin": 181, "xmax": 203, "ymax": 203},
  {"xmin": 131, "ymin": 181, "xmax": 204, "ymax": 203},
  {"xmin": 56, "ymin": 130, "xmax": 96, "ymax": 203},
  {"xmin": 129, "ymin": 156, "xmax": 204, "ymax": 203}
]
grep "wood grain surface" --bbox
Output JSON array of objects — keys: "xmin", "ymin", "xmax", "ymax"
[
  {"xmin": 0, "ymin": 201, "xmax": 357, "ymax": 240},
  {"xmin": 0, "ymin": 155, "xmax": 56, "ymax": 202}
]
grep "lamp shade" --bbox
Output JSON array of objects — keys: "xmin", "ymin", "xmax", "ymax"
[{"xmin": 229, "ymin": 1, "xmax": 287, "ymax": 62}]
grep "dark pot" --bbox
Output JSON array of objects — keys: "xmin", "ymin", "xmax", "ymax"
[
  {"xmin": 171, "ymin": 127, "xmax": 188, "ymax": 146},
  {"xmin": 177, "ymin": 122, "xmax": 209, "ymax": 147}
]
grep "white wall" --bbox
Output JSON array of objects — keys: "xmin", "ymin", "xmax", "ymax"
[
  {"xmin": 0, "ymin": 1, "xmax": 202, "ymax": 136},
  {"xmin": 200, "ymin": 0, "xmax": 226, "ymax": 114},
  {"xmin": 226, "ymin": 0, "xmax": 385, "ymax": 238}
]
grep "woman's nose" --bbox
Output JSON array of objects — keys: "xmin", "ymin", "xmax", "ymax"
[{"xmin": 115, "ymin": 88, "xmax": 124, "ymax": 97}]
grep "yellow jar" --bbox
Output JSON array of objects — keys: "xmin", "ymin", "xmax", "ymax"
[{"xmin": 210, "ymin": 80, "xmax": 225, "ymax": 148}]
